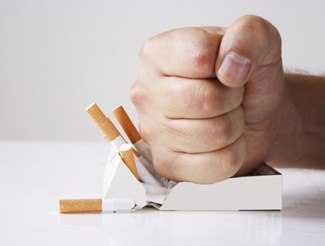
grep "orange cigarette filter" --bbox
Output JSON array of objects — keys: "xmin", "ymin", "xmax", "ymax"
[
  {"xmin": 113, "ymin": 105, "xmax": 141, "ymax": 144},
  {"xmin": 59, "ymin": 199, "xmax": 102, "ymax": 213},
  {"xmin": 86, "ymin": 103, "xmax": 120, "ymax": 141},
  {"xmin": 119, "ymin": 144, "xmax": 139, "ymax": 180}
]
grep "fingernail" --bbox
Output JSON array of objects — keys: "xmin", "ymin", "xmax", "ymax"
[{"xmin": 218, "ymin": 53, "xmax": 251, "ymax": 84}]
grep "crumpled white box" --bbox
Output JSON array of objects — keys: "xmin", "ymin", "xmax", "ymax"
[{"xmin": 103, "ymin": 149, "xmax": 282, "ymax": 211}]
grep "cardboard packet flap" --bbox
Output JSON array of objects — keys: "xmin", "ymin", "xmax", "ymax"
[{"xmin": 103, "ymin": 151, "xmax": 147, "ymax": 208}]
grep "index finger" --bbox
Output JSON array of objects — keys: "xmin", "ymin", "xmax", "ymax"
[{"xmin": 139, "ymin": 27, "xmax": 224, "ymax": 79}]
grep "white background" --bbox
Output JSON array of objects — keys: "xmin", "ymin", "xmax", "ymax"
[{"xmin": 1, "ymin": 0, "xmax": 325, "ymax": 141}]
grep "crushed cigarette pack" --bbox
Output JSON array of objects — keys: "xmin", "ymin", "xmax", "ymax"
[
  {"xmin": 83, "ymin": 103, "xmax": 282, "ymax": 212},
  {"xmin": 60, "ymin": 103, "xmax": 282, "ymax": 214},
  {"xmin": 103, "ymin": 148, "xmax": 282, "ymax": 211}
]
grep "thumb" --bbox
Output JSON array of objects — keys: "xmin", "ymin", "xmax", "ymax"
[{"xmin": 216, "ymin": 15, "xmax": 282, "ymax": 88}]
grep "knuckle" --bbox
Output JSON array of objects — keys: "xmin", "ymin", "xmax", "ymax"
[
  {"xmin": 129, "ymin": 82, "xmax": 145, "ymax": 106},
  {"xmin": 191, "ymin": 32, "xmax": 216, "ymax": 74},
  {"xmin": 138, "ymin": 38, "xmax": 154, "ymax": 61},
  {"xmin": 195, "ymin": 84, "xmax": 222, "ymax": 116},
  {"xmin": 193, "ymin": 48, "xmax": 213, "ymax": 73},
  {"xmin": 174, "ymin": 27, "xmax": 217, "ymax": 75}
]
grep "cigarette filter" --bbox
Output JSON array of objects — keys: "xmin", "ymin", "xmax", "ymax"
[
  {"xmin": 86, "ymin": 103, "xmax": 120, "ymax": 142},
  {"xmin": 59, "ymin": 198, "xmax": 136, "ymax": 213},
  {"xmin": 60, "ymin": 199, "xmax": 102, "ymax": 213}
]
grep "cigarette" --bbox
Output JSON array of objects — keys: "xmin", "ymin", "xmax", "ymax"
[
  {"xmin": 119, "ymin": 144, "xmax": 139, "ymax": 180},
  {"xmin": 113, "ymin": 105, "xmax": 152, "ymax": 162},
  {"xmin": 113, "ymin": 105, "xmax": 141, "ymax": 144},
  {"xmin": 59, "ymin": 198, "xmax": 136, "ymax": 213},
  {"xmin": 86, "ymin": 103, "xmax": 126, "ymax": 149},
  {"xmin": 86, "ymin": 103, "xmax": 140, "ymax": 180},
  {"xmin": 59, "ymin": 199, "xmax": 102, "ymax": 213}
]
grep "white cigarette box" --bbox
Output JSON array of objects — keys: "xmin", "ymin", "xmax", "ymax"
[{"xmin": 103, "ymin": 149, "xmax": 282, "ymax": 211}]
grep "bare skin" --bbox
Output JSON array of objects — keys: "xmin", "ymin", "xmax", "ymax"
[
  {"xmin": 129, "ymin": 15, "xmax": 325, "ymax": 184},
  {"xmin": 267, "ymin": 73, "xmax": 325, "ymax": 170}
]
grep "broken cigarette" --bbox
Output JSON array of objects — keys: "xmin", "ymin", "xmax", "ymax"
[
  {"xmin": 113, "ymin": 105, "xmax": 152, "ymax": 162},
  {"xmin": 86, "ymin": 103, "xmax": 140, "ymax": 180},
  {"xmin": 113, "ymin": 105, "xmax": 173, "ymax": 187},
  {"xmin": 59, "ymin": 199, "xmax": 102, "ymax": 213},
  {"xmin": 59, "ymin": 198, "xmax": 136, "ymax": 213},
  {"xmin": 113, "ymin": 105, "xmax": 141, "ymax": 144},
  {"xmin": 119, "ymin": 143, "xmax": 139, "ymax": 180},
  {"xmin": 86, "ymin": 103, "xmax": 126, "ymax": 149}
]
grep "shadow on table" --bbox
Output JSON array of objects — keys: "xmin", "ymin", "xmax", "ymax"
[{"xmin": 282, "ymin": 178, "xmax": 325, "ymax": 221}]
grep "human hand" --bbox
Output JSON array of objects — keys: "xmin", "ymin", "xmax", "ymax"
[{"xmin": 130, "ymin": 15, "xmax": 284, "ymax": 184}]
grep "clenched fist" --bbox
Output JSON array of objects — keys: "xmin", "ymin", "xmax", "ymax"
[{"xmin": 130, "ymin": 15, "xmax": 284, "ymax": 184}]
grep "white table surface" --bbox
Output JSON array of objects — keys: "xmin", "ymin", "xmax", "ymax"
[{"xmin": 0, "ymin": 141, "xmax": 324, "ymax": 245}]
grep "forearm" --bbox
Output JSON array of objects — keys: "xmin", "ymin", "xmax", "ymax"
[{"xmin": 267, "ymin": 73, "xmax": 325, "ymax": 169}]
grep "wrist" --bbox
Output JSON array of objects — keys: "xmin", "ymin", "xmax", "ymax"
[
  {"xmin": 267, "ymin": 73, "xmax": 325, "ymax": 168},
  {"xmin": 266, "ymin": 73, "xmax": 301, "ymax": 166}
]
